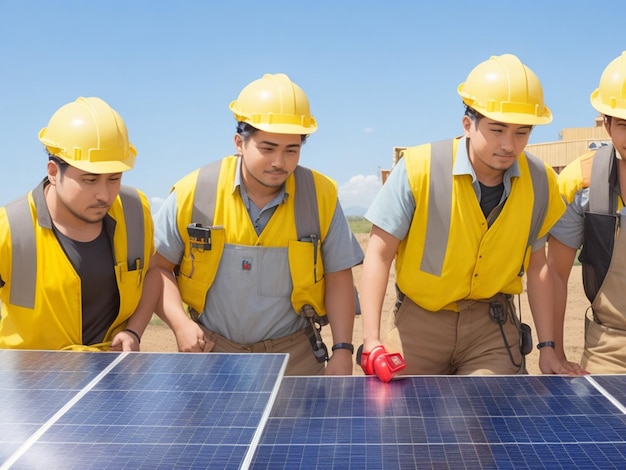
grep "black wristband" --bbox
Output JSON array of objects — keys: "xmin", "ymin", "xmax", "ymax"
[
  {"xmin": 536, "ymin": 341, "xmax": 555, "ymax": 350},
  {"xmin": 123, "ymin": 328, "xmax": 141, "ymax": 344},
  {"xmin": 332, "ymin": 343, "xmax": 354, "ymax": 354}
]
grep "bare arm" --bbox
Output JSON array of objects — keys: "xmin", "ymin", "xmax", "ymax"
[
  {"xmin": 323, "ymin": 268, "xmax": 356, "ymax": 375},
  {"xmin": 113, "ymin": 252, "xmax": 206, "ymax": 352},
  {"xmin": 110, "ymin": 256, "xmax": 157, "ymax": 351},
  {"xmin": 360, "ymin": 225, "xmax": 401, "ymax": 352},
  {"xmin": 546, "ymin": 235, "xmax": 577, "ymax": 360},
  {"xmin": 527, "ymin": 245, "xmax": 586, "ymax": 375},
  {"xmin": 150, "ymin": 253, "xmax": 207, "ymax": 352}
]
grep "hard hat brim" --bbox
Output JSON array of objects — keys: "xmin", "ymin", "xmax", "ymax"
[
  {"xmin": 475, "ymin": 109, "xmax": 553, "ymax": 126},
  {"xmin": 591, "ymin": 89, "xmax": 626, "ymax": 120},
  {"xmin": 69, "ymin": 158, "xmax": 135, "ymax": 174},
  {"xmin": 245, "ymin": 122, "xmax": 318, "ymax": 135}
]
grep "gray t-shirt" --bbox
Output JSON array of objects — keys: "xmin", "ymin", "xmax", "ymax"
[{"xmin": 54, "ymin": 225, "xmax": 119, "ymax": 345}]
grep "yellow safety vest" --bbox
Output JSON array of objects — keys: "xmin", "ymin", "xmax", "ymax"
[
  {"xmin": 173, "ymin": 156, "xmax": 338, "ymax": 317},
  {"xmin": 0, "ymin": 183, "xmax": 154, "ymax": 350},
  {"xmin": 396, "ymin": 138, "xmax": 565, "ymax": 312}
]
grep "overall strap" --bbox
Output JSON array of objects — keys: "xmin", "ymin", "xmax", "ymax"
[
  {"xmin": 293, "ymin": 166, "xmax": 320, "ymax": 239},
  {"xmin": 192, "ymin": 160, "xmax": 223, "ymax": 227}
]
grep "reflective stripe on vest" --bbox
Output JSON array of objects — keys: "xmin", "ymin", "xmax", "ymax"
[
  {"xmin": 5, "ymin": 195, "xmax": 37, "ymax": 309},
  {"xmin": 119, "ymin": 186, "xmax": 146, "ymax": 270},
  {"xmin": 523, "ymin": 151, "xmax": 549, "ymax": 275},
  {"xmin": 421, "ymin": 140, "xmax": 453, "ymax": 275},
  {"xmin": 193, "ymin": 162, "xmax": 321, "ymax": 239},
  {"xmin": 588, "ymin": 145, "xmax": 615, "ymax": 214},
  {"xmin": 5, "ymin": 186, "xmax": 145, "ymax": 308},
  {"xmin": 422, "ymin": 139, "xmax": 549, "ymax": 276}
]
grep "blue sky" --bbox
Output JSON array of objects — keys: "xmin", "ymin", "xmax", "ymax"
[{"xmin": 1, "ymin": 1, "xmax": 622, "ymax": 213}]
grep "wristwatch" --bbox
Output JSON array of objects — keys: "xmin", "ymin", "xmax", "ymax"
[{"xmin": 331, "ymin": 343, "xmax": 354, "ymax": 354}]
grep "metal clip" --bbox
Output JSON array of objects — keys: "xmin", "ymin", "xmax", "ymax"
[
  {"xmin": 187, "ymin": 223, "xmax": 212, "ymax": 250},
  {"xmin": 307, "ymin": 317, "xmax": 329, "ymax": 363},
  {"xmin": 301, "ymin": 304, "xmax": 329, "ymax": 363},
  {"xmin": 489, "ymin": 301, "xmax": 506, "ymax": 325}
]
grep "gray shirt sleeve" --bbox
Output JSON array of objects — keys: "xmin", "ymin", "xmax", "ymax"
[
  {"xmin": 321, "ymin": 202, "xmax": 364, "ymax": 273},
  {"xmin": 154, "ymin": 191, "xmax": 185, "ymax": 265},
  {"xmin": 549, "ymin": 188, "xmax": 587, "ymax": 250},
  {"xmin": 364, "ymin": 158, "xmax": 414, "ymax": 240}
]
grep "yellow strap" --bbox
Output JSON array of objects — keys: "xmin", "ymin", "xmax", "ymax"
[{"xmin": 61, "ymin": 341, "xmax": 112, "ymax": 352}]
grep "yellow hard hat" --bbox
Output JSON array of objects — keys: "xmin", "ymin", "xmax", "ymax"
[
  {"xmin": 39, "ymin": 97, "xmax": 137, "ymax": 174},
  {"xmin": 590, "ymin": 51, "xmax": 626, "ymax": 120},
  {"xmin": 229, "ymin": 73, "xmax": 317, "ymax": 135},
  {"xmin": 458, "ymin": 54, "xmax": 552, "ymax": 125}
]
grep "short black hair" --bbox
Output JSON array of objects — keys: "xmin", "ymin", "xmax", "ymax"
[
  {"xmin": 464, "ymin": 105, "xmax": 484, "ymax": 123},
  {"xmin": 46, "ymin": 150, "xmax": 69, "ymax": 176},
  {"xmin": 236, "ymin": 122, "xmax": 309, "ymax": 144}
]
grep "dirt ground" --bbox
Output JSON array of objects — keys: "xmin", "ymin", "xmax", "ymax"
[{"xmin": 141, "ymin": 233, "xmax": 588, "ymax": 375}]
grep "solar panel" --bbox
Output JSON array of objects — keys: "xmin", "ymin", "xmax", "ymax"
[
  {"xmin": 0, "ymin": 351, "xmax": 287, "ymax": 470},
  {"xmin": 253, "ymin": 375, "xmax": 626, "ymax": 469},
  {"xmin": 1, "ymin": 351, "xmax": 625, "ymax": 470}
]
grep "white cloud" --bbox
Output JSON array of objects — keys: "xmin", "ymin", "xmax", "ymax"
[
  {"xmin": 363, "ymin": 127, "xmax": 375, "ymax": 134},
  {"xmin": 338, "ymin": 174, "xmax": 381, "ymax": 211}
]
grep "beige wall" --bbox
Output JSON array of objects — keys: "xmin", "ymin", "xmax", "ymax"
[{"xmin": 527, "ymin": 116, "xmax": 610, "ymax": 173}]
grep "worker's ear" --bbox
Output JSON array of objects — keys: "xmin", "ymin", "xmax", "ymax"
[
  {"xmin": 234, "ymin": 133, "xmax": 243, "ymax": 156},
  {"xmin": 462, "ymin": 115, "xmax": 473, "ymax": 137},
  {"xmin": 47, "ymin": 160, "xmax": 59, "ymax": 184}
]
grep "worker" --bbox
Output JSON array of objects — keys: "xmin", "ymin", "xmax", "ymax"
[
  {"xmin": 135, "ymin": 73, "xmax": 363, "ymax": 375},
  {"xmin": 548, "ymin": 51, "xmax": 626, "ymax": 373},
  {"xmin": 358, "ymin": 54, "xmax": 586, "ymax": 381},
  {"xmin": 0, "ymin": 97, "xmax": 154, "ymax": 351}
]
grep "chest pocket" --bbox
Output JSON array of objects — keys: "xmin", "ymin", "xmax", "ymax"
[{"xmin": 185, "ymin": 161, "xmax": 328, "ymax": 315}]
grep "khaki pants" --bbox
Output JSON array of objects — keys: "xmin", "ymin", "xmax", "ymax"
[
  {"xmin": 394, "ymin": 295, "xmax": 523, "ymax": 375},
  {"xmin": 198, "ymin": 325, "xmax": 325, "ymax": 376},
  {"xmin": 582, "ymin": 311, "xmax": 626, "ymax": 374}
]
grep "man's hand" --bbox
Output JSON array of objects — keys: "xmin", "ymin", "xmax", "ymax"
[
  {"xmin": 538, "ymin": 347, "xmax": 588, "ymax": 375},
  {"xmin": 174, "ymin": 318, "xmax": 212, "ymax": 352},
  {"xmin": 110, "ymin": 330, "xmax": 140, "ymax": 352}
]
